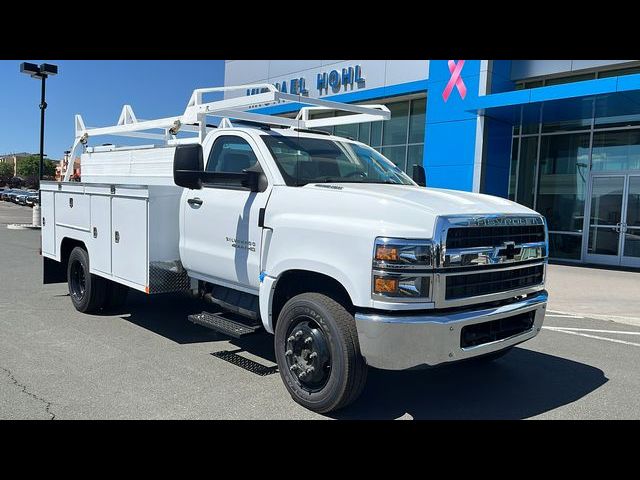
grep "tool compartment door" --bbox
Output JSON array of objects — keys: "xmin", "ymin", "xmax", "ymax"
[
  {"xmin": 90, "ymin": 195, "xmax": 112, "ymax": 275},
  {"xmin": 41, "ymin": 191, "xmax": 56, "ymax": 256},
  {"xmin": 112, "ymin": 196, "xmax": 148, "ymax": 287}
]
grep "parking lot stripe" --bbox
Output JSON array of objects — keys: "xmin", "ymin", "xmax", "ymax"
[
  {"xmin": 546, "ymin": 312, "xmax": 584, "ymax": 319},
  {"xmin": 543, "ymin": 327, "xmax": 640, "ymax": 348},
  {"xmin": 547, "ymin": 327, "xmax": 640, "ymax": 336}
]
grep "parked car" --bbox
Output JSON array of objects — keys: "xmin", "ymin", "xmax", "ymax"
[
  {"xmin": 1, "ymin": 189, "xmax": 18, "ymax": 201},
  {"xmin": 16, "ymin": 193, "xmax": 31, "ymax": 206},
  {"xmin": 10, "ymin": 190, "xmax": 27, "ymax": 203},
  {"xmin": 25, "ymin": 194, "xmax": 39, "ymax": 207}
]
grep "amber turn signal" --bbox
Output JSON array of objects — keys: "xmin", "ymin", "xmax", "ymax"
[
  {"xmin": 374, "ymin": 276, "xmax": 399, "ymax": 294},
  {"xmin": 375, "ymin": 245, "xmax": 398, "ymax": 262}
]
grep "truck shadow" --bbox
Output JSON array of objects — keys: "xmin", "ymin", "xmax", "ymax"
[
  {"xmin": 112, "ymin": 291, "xmax": 224, "ymax": 344},
  {"xmin": 332, "ymin": 348, "xmax": 608, "ymax": 420},
  {"xmin": 116, "ymin": 291, "xmax": 607, "ymax": 419}
]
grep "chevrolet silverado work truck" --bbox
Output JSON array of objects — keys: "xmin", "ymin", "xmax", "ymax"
[{"xmin": 41, "ymin": 85, "xmax": 548, "ymax": 413}]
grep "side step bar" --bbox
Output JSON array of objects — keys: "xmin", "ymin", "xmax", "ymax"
[{"xmin": 188, "ymin": 311, "xmax": 262, "ymax": 338}]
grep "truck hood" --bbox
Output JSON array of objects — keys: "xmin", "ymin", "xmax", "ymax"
[
  {"xmin": 266, "ymin": 183, "xmax": 541, "ymax": 242},
  {"xmin": 304, "ymin": 183, "xmax": 537, "ymax": 216}
]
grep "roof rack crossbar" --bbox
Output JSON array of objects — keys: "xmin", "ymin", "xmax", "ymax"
[{"xmin": 63, "ymin": 84, "xmax": 391, "ymax": 181}]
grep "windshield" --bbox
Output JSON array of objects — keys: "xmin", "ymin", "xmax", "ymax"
[{"xmin": 261, "ymin": 135, "xmax": 416, "ymax": 187}]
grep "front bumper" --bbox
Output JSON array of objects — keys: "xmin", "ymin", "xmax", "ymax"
[{"xmin": 355, "ymin": 291, "xmax": 547, "ymax": 370}]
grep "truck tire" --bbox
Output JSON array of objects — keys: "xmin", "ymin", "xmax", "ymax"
[
  {"xmin": 274, "ymin": 292, "xmax": 368, "ymax": 414},
  {"xmin": 67, "ymin": 246, "xmax": 107, "ymax": 313},
  {"xmin": 103, "ymin": 280, "xmax": 129, "ymax": 312}
]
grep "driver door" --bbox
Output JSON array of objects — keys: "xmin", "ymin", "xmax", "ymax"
[{"xmin": 181, "ymin": 132, "xmax": 271, "ymax": 292}]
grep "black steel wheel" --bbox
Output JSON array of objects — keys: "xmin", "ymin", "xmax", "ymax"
[
  {"xmin": 67, "ymin": 247, "xmax": 107, "ymax": 313},
  {"xmin": 274, "ymin": 292, "xmax": 368, "ymax": 414},
  {"xmin": 69, "ymin": 257, "xmax": 87, "ymax": 302},
  {"xmin": 284, "ymin": 317, "xmax": 332, "ymax": 392}
]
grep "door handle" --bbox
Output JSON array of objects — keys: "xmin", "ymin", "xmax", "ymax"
[
  {"xmin": 187, "ymin": 197, "xmax": 203, "ymax": 207},
  {"xmin": 614, "ymin": 223, "xmax": 621, "ymax": 233}
]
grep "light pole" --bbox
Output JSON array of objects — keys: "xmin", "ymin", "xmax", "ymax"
[
  {"xmin": 20, "ymin": 62, "xmax": 58, "ymax": 187},
  {"xmin": 20, "ymin": 62, "xmax": 58, "ymax": 226}
]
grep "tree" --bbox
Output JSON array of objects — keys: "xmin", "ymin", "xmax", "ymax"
[
  {"xmin": 0, "ymin": 162, "xmax": 13, "ymax": 185},
  {"xmin": 16, "ymin": 155, "xmax": 57, "ymax": 186},
  {"xmin": 16, "ymin": 155, "xmax": 40, "ymax": 177}
]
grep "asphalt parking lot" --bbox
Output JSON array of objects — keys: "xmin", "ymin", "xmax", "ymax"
[{"xmin": 1, "ymin": 201, "xmax": 640, "ymax": 419}]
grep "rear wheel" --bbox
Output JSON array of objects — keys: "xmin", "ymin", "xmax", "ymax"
[
  {"xmin": 274, "ymin": 293, "xmax": 367, "ymax": 414},
  {"xmin": 67, "ymin": 247, "xmax": 107, "ymax": 313}
]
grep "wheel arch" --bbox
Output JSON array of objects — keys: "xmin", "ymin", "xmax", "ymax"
[{"xmin": 264, "ymin": 269, "xmax": 355, "ymax": 334}]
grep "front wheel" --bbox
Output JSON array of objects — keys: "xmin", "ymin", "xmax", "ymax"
[{"xmin": 274, "ymin": 293, "xmax": 367, "ymax": 414}]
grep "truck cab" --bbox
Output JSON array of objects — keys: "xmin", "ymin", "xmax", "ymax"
[{"xmin": 42, "ymin": 84, "xmax": 548, "ymax": 414}]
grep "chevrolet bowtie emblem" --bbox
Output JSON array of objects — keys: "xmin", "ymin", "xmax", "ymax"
[{"xmin": 497, "ymin": 241, "xmax": 521, "ymax": 260}]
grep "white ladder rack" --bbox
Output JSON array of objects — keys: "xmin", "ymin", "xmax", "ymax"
[{"xmin": 64, "ymin": 84, "xmax": 390, "ymax": 181}]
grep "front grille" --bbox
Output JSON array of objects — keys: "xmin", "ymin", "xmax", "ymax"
[
  {"xmin": 460, "ymin": 311, "xmax": 535, "ymax": 348},
  {"xmin": 445, "ymin": 265, "xmax": 544, "ymax": 300},
  {"xmin": 446, "ymin": 225, "xmax": 545, "ymax": 249}
]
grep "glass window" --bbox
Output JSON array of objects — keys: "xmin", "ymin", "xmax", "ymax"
[
  {"xmin": 370, "ymin": 120, "xmax": 383, "ymax": 147},
  {"xmin": 382, "ymin": 101, "xmax": 410, "ymax": 146},
  {"xmin": 334, "ymin": 121, "xmax": 358, "ymax": 140},
  {"xmin": 549, "ymin": 233, "xmax": 582, "ymax": 260},
  {"xmin": 598, "ymin": 66, "xmax": 640, "ymax": 79},
  {"xmin": 206, "ymin": 135, "xmax": 259, "ymax": 173},
  {"xmin": 508, "ymin": 137, "xmax": 519, "ymax": 201},
  {"xmin": 408, "ymin": 98, "xmax": 426, "ymax": 144},
  {"xmin": 592, "ymin": 130, "xmax": 640, "ymax": 172},
  {"xmin": 260, "ymin": 135, "xmax": 414, "ymax": 187},
  {"xmin": 536, "ymin": 133, "xmax": 590, "ymax": 232},
  {"xmin": 407, "ymin": 144, "xmax": 424, "ymax": 175},
  {"xmin": 358, "ymin": 122, "xmax": 371, "ymax": 144},
  {"xmin": 545, "ymin": 73, "xmax": 596, "ymax": 86},
  {"xmin": 381, "ymin": 145, "xmax": 408, "ymax": 171},
  {"xmin": 624, "ymin": 176, "xmax": 640, "ymax": 258},
  {"xmin": 524, "ymin": 80, "xmax": 544, "ymax": 89},
  {"xmin": 542, "ymin": 118, "xmax": 591, "ymax": 133},
  {"xmin": 594, "ymin": 114, "xmax": 640, "ymax": 129},
  {"xmin": 516, "ymin": 136, "xmax": 538, "ymax": 209},
  {"xmin": 522, "ymin": 123, "xmax": 539, "ymax": 135},
  {"xmin": 310, "ymin": 111, "xmax": 334, "ymax": 134}
]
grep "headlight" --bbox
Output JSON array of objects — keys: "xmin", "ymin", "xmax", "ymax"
[{"xmin": 372, "ymin": 238, "xmax": 434, "ymax": 301}]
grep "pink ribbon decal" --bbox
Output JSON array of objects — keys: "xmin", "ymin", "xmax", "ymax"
[{"xmin": 442, "ymin": 60, "xmax": 467, "ymax": 102}]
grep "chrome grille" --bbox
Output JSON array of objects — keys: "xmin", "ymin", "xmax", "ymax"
[
  {"xmin": 446, "ymin": 224, "xmax": 545, "ymax": 249},
  {"xmin": 445, "ymin": 264, "xmax": 544, "ymax": 300},
  {"xmin": 432, "ymin": 215, "xmax": 548, "ymax": 307}
]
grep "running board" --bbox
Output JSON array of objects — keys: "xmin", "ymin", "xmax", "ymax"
[{"xmin": 188, "ymin": 311, "xmax": 262, "ymax": 338}]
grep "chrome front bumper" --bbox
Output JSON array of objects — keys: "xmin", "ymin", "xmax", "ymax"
[{"xmin": 355, "ymin": 291, "xmax": 547, "ymax": 370}]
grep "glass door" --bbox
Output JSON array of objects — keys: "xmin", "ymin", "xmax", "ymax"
[
  {"xmin": 585, "ymin": 175, "xmax": 626, "ymax": 265},
  {"xmin": 621, "ymin": 175, "xmax": 640, "ymax": 267}
]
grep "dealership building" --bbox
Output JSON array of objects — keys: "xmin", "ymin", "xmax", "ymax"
[{"xmin": 224, "ymin": 60, "xmax": 640, "ymax": 268}]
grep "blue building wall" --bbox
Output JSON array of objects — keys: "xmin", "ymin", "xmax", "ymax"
[
  {"xmin": 422, "ymin": 60, "xmax": 482, "ymax": 192},
  {"xmin": 482, "ymin": 60, "xmax": 514, "ymax": 198}
]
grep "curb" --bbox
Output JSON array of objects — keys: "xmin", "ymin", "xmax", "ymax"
[{"xmin": 7, "ymin": 224, "xmax": 41, "ymax": 230}]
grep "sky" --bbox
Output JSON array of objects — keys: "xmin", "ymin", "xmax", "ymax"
[{"xmin": 0, "ymin": 60, "xmax": 225, "ymax": 159}]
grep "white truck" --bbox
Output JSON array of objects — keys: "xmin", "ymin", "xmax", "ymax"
[{"xmin": 41, "ymin": 85, "xmax": 548, "ymax": 413}]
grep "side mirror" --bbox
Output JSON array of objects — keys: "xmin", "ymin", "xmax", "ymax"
[
  {"xmin": 173, "ymin": 144, "xmax": 204, "ymax": 189},
  {"xmin": 412, "ymin": 164, "xmax": 426, "ymax": 187},
  {"xmin": 241, "ymin": 163, "xmax": 268, "ymax": 193}
]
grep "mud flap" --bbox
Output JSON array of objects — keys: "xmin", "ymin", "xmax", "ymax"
[{"xmin": 43, "ymin": 256, "xmax": 66, "ymax": 284}]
